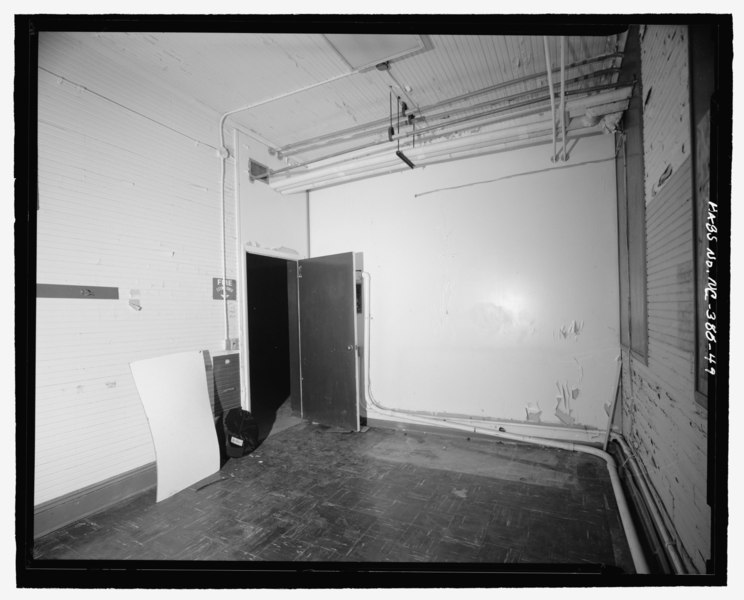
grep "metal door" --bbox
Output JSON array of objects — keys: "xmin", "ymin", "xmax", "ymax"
[{"xmin": 298, "ymin": 252, "xmax": 360, "ymax": 431}]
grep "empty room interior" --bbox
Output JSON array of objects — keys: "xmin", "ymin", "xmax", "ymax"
[{"xmin": 23, "ymin": 18, "xmax": 730, "ymax": 580}]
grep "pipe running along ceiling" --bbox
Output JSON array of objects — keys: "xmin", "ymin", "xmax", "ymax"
[
  {"xmin": 259, "ymin": 33, "xmax": 632, "ymax": 193},
  {"xmin": 63, "ymin": 30, "xmax": 632, "ymax": 193}
]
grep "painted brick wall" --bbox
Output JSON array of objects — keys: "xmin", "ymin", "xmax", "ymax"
[
  {"xmin": 640, "ymin": 25, "xmax": 692, "ymax": 206},
  {"xmin": 35, "ymin": 32, "xmax": 240, "ymax": 505},
  {"xmin": 620, "ymin": 25, "xmax": 710, "ymax": 573}
]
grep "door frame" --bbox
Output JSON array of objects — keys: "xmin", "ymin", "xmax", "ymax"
[
  {"xmin": 240, "ymin": 245, "xmax": 300, "ymax": 413},
  {"xmin": 240, "ymin": 245, "xmax": 360, "ymax": 429}
]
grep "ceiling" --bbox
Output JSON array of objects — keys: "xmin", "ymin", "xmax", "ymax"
[{"xmin": 49, "ymin": 29, "xmax": 632, "ymax": 193}]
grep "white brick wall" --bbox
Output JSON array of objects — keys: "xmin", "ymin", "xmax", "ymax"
[
  {"xmin": 640, "ymin": 25, "xmax": 691, "ymax": 205},
  {"xmin": 621, "ymin": 25, "xmax": 710, "ymax": 573},
  {"xmin": 35, "ymin": 33, "xmax": 239, "ymax": 505}
]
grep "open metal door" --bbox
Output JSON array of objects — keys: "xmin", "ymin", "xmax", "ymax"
[{"xmin": 298, "ymin": 252, "xmax": 360, "ymax": 431}]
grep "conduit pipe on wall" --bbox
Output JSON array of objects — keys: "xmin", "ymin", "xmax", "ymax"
[
  {"xmin": 560, "ymin": 36, "xmax": 568, "ymax": 161},
  {"xmin": 217, "ymin": 142, "xmax": 230, "ymax": 346},
  {"xmin": 360, "ymin": 272, "xmax": 649, "ymax": 574},
  {"xmin": 543, "ymin": 36, "xmax": 557, "ymax": 162},
  {"xmin": 364, "ymin": 401, "xmax": 651, "ymax": 575},
  {"xmin": 216, "ymin": 69, "xmax": 365, "ymax": 344},
  {"xmin": 233, "ymin": 129, "xmax": 247, "ymax": 399},
  {"xmin": 610, "ymin": 433, "xmax": 686, "ymax": 573}
]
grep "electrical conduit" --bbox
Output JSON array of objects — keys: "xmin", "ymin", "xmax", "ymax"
[
  {"xmin": 610, "ymin": 433, "xmax": 686, "ymax": 573},
  {"xmin": 278, "ymin": 52, "xmax": 623, "ymax": 157},
  {"xmin": 360, "ymin": 271, "xmax": 650, "ymax": 574},
  {"xmin": 560, "ymin": 36, "xmax": 567, "ymax": 161},
  {"xmin": 543, "ymin": 36, "xmax": 557, "ymax": 162}
]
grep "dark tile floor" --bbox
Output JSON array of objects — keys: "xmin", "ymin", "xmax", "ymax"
[{"xmin": 33, "ymin": 422, "xmax": 634, "ymax": 571}]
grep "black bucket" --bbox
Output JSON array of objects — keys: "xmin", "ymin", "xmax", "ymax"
[{"xmin": 223, "ymin": 408, "xmax": 260, "ymax": 458}]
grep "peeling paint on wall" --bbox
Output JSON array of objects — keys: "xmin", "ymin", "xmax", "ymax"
[
  {"xmin": 641, "ymin": 25, "xmax": 690, "ymax": 206},
  {"xmin": 573, "ymin": 357, "xmax": 584, "ymax": 383},
  {"xmin": 525, "ymin": 402, "xmax": 542, "ymax": 423},
  {"xmin": 128, "ymin": 288, "xmax": 142, "ymax": 311},
  {"xmin": 554, "ymin": 380, "xmax": 577, "ymax": 425},
  {"xmin": 620, "ymin": 25, "xmax": 709, "ymax": 574},
  {"xmin": 555, "ymin": 319, "xmax": 584, "ymax": 341},
  {"xmin": 310, "ymin": 135, "xmax": 620, "ymax": 429}
]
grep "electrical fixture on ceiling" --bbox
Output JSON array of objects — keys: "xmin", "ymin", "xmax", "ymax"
[
  {"xmin": 324, "ymin": 34, "xmax": 425, "ymax": 71},
  {"xmin": 389, "ymin": 90, "xmax": 415, "ymax": 169},
  {"xmin": 249, "ymin": 159, "xmax": 270, "ymax": 183}
]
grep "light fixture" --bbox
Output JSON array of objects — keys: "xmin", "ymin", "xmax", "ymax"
[
  {"xmin": 391, "ymin": 91, "xmax": 415, "ymax": 169},
  {"xmin": 396, "ymin": 150, "xmax": 415, "ymax": 169}
]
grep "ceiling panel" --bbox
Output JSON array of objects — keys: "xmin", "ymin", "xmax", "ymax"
[
  {"xmin": 235, "ymin": 67, "xmax": 396, "ymax": 150},
  {"xmin": 69, "ymin": 32, "xmax": 353, "ymax": 117},
  {"xmin": 324, "ymin": 33, "xmax": 425, "ymax": 70}
]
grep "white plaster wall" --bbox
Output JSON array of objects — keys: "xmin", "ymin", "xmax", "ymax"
[
  {"xmin": 238, "ymin": 130, "xmax": 309, "ymax": 259},
  {"xmin": 309, "ymin": 135, "xmax": 620, "ymax": 429}
]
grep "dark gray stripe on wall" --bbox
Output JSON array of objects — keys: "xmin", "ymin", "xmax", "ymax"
[{"xmin": 37, "ymin": 284, "xmax": 119, "ymax": 299}]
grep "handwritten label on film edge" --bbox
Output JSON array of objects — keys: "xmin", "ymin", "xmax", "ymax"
[{"xmin": 703, "ymin": 200, "xmax": 718, "ymax": 375}]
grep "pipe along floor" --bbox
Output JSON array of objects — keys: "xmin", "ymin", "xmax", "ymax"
[{"xmin": 33, "ymin": 422, "xmax": 634, "ymax": 570}]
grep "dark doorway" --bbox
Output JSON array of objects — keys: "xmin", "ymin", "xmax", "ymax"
[{"xmin": 246, "ymin": 252, "xmax": 291, "ymax": 441}]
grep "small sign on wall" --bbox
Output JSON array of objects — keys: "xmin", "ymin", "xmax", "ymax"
[{"xmin": 213, "ymin": 278, "xmax": 236, "ymax": 300}]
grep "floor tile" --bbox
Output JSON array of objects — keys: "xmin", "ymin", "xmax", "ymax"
[{"xmin": 33, "ymin": 421, "xmax": 635, "ymax": 571}]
